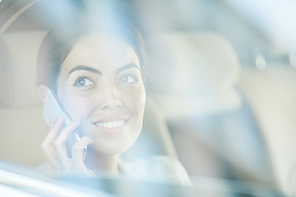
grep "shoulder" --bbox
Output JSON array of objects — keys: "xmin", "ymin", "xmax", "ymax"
[{"xmin": 119, "ymin": 156, "xmax": 192, "ymax": 186}]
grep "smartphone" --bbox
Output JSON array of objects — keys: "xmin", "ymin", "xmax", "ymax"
[{"xmin": 43, "ymin": 88, "xmax": 87, "ymax": 159}]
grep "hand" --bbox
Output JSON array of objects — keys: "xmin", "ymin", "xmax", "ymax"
[{"xmin": 41, "ymin": 115, "xmax": 94, "ymax": 176}]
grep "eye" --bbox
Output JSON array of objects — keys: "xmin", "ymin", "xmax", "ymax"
[
  {"xmin": 74, "ymin": 77, "xmax": 94, "ymax": 87},
  {"xmin": 120, "ymin": 75, "xmax": 138, "ymax": 84}
]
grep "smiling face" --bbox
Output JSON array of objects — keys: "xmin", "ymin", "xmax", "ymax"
[{"xmin": 56, "ymin": 34, "xmax": 146, "ymax": 155}]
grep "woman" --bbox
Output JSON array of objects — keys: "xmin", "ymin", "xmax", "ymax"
[{"xmin": 36, "ymin": 18, "xmax": 191, "ymax": 185}]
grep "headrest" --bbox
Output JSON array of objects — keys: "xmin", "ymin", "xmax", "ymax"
[
  {"xmin": 0, "ymin": 30, "xmax": 47, "ymax": 107},
  {"xmin": 146, "ymin": 32, "xmax": 242, "ymax": 119}
]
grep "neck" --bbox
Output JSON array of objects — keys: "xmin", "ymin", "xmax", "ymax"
[{"xmin": 84, "ymin": 147, "xmax": 120, "ymax": 175}]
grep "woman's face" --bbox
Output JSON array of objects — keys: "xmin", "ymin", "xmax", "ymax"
[{"xmin": 56, "ymin": 34, "xmax": 146, "ymax": 155}]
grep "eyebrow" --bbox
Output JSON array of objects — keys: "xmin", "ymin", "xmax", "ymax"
[
  {"xmin": 116, "ymin": 64, "xmax": 140, "ymax": 74},
  {"xmin": 68, "ymin": 65, "xmax": 101, "ymax": 77},
  {"xmin": 67, "ymin": 63, "xmax": 140, "ymax": 77}
]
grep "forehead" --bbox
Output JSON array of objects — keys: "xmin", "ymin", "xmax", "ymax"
[{"xmin": 61, "ymin": 33, "xmax": 140, "ymax": 73}]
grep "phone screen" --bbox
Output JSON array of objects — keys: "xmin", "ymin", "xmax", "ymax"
[{"xmin": 43, "ymin": 88, "xmax": 87, "ymax": 159}]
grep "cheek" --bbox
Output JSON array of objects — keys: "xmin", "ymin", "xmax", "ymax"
[
  {"xmin": 125, "ymin": 86, "xmax": 146, "ymax": 120},
  {"xmin": 59, "ymin": 90, "xmax": 94, "ymax": 121}
]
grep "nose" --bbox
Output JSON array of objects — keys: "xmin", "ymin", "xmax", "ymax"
[{"xmin": 98, "ymin": 82, "xmax": 122, "ymax": 110}]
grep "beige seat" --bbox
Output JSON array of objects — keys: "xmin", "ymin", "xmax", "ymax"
[
  {"xmin": 145, "ymin": 31, "xmax": 274, "ymax": 184},
  {"xmin": 0, "ymin": 30, "xmax": 48, "ymax": 166},
  {"xmin": 146, "ymin": 31, "xmax": 296, "ymax": 195},
  {"xmin": 240, "ymin": 67, "xmax": 296, "ymax": 195}
]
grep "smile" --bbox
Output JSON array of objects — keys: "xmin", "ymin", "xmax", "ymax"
[{"xmin": 93, "ymin": 120, "xmax": 126, "ymax": 128}]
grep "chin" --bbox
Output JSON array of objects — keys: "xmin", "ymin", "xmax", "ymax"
[
  {"xmin": 93, "ymin": 144, "xmax": 130, "ymax": 155},
  {"xmin": 92, "ymin": 135, "xmax": 139, "ymax": 155}
]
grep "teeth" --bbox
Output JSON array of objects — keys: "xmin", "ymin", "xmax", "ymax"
[{"xmin": 95, "ymin": 120, "xmax": 125, "ymax": 128}]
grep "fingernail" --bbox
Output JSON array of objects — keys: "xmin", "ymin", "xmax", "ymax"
[
  {"xmin": 49, "ymin": 120, "xmax": 55, "ymax": 129},
  {"xmin": 57, "ymin": 115, "xmax": 64, "ymax": 121}
]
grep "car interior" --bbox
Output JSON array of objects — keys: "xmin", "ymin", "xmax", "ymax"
[{"xmin": 1, "ymin": 0, "xmax": 296, "ymax": 196}]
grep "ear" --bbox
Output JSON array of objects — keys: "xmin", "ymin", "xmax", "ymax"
[{"xmin": 38, "ymin": 85, "xmax": 47, "ymax": 103}]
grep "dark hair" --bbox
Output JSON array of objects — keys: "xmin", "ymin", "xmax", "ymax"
[{"xmin": 37, "ymin": 17, "xmax": 147, "ymax": 89}]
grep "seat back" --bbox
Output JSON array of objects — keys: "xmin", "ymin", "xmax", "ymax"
[{"xmin": 145, "ymin": 31, "xmax": 272, "ymax": 183}]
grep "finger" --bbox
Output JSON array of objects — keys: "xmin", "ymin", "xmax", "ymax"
[
  {"xmin": 41, "ymin": 116, "xmax": 65, "ymax": 171},
  {"xmin": 49, "ymin": 120, "xmax": 55, "ymax": 130},
  {"xmin": 54, "ymin": 145, "xmax": 70, "ymax": 172},
  {"xmin": 71, "ymin": 137, "xmax": 94, "ymax": 170},
  {"xmin": 54, "ymin": 118, "xmax": 81, "ymax": 145},
  {"xmin": 41, "ymin": 139, "xmax": 61, "ymax": 171},
  {"xmin": 42, "ymin": 147, "xmax": 60, "ymax": 171},
  {"xmin": 42, "ymin": 115, "xmax": 65, "ymax": 147},
  {"xmin": 53, "ymin": 119, "xmax": 81, "ymax": 170}
]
